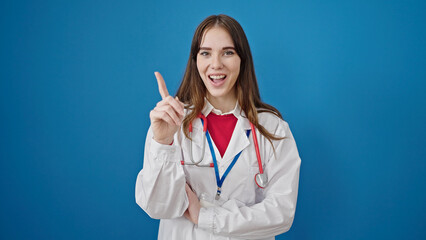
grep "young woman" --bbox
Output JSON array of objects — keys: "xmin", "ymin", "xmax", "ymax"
[{"xmin": 135, "ymin": 14, "xmax": 301, "ymax": 240}]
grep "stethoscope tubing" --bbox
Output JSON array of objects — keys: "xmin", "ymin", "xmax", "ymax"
[
  {"xmin": 184, "ymin": 114, "xmax": 212, "ymax": 167},
  {"xmin": 250, "ymin": 122, "xmax": 264, "ymax": 174}
]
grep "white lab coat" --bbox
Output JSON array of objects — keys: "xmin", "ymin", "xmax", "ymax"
[{"xmin": 135, "ymin": 102, "xmax": 301, "ymax": 240}]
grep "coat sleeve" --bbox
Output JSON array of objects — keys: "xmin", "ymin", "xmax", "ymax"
[
  {"xmin": 135, "ymin": 127, "xmax": 189, "ymax": 219},
  {"xmin": 197, "ymin": 122, "xmax": 301, "ymax": 239}
]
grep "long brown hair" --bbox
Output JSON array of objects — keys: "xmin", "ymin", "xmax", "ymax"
[{"xmin": 176, "ymin": 14, "xmax": 284, "ymax": 144}]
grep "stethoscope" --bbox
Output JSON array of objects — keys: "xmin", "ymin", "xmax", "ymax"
[{"xmin": 180, "ymin": 114, "xmax": 268, "ymax": 198}]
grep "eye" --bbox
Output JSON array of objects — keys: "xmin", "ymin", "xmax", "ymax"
[
  {"xmin": 224, "ymin": 50, "xmax": 235, "ymax": 56},
  {"xmin": 199, "ymin": 51, "xmax": 210, "ymax": 56}
]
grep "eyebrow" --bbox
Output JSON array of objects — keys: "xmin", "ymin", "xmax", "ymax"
[{"xmin": 199, "ymin": 47, "xmax": 236, "ymax": 50}]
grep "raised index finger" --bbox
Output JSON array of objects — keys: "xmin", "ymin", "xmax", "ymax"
[{"xmin": 154, "ymin": 72, "xmax": 169, "ymax": 99}]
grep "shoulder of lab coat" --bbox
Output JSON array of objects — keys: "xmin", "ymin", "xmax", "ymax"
[{"xmin": 197, "ymin": 111, "xmax": 301, "ymax": 238}]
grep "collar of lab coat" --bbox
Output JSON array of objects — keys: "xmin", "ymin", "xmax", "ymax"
[
  {"xmin": 190, "ymin": 99, "xmax": 252, "ymax": 164},
  {"xmin": 202, "ymin": 99, "xmax": 238, "ymax": 116}
]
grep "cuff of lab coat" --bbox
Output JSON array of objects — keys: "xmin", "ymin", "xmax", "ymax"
[
  {"xmin": 197, "ymin": 207, "xmax": 215, "ymax": 232},
  {"xmin": 149, "ymin": 137, "xmax": 181, "ymax": 163}
]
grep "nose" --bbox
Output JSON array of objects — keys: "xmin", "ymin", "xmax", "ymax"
[{"xmin": 211, "ymin": 54, "xmax": 223, "ymax": 69}]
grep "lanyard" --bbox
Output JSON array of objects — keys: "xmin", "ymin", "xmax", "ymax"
[{"xmin": 205, "ymin": 128, "xmax": 251, "ymax": 200}]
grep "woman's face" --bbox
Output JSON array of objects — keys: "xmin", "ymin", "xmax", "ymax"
[{"xmin": 197, "ymin": 26, "xmax": 241, "ymax": 104}]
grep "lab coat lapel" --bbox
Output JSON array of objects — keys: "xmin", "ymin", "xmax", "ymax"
[
  {"xmin": 221, "ymin": 117, "xmax": 251, "ymax": 164},
  {"xmin": 190, "ymin": 99, "xmax": 213, "ymax": 150},
  {"xmin": 191, "ymin": 118, "xmax": 207, "ymax": 150},
  {"xmin": 191, "ymin": 119, "xmax": 222, "ymax": 161}
]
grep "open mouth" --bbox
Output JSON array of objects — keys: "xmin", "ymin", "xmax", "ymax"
[{"xmin": 208, "ymin": 74, "xmax": 227, "ymax": 85}]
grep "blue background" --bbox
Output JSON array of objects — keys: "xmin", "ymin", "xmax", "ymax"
[{"xmin": 1, "ymin": 0, "xmax": 425, "ymax": 239}]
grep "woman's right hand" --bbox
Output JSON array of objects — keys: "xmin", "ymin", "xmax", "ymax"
[{"xmin": 149, "ymin": 72, "xmax": 185, "ymax": 145}]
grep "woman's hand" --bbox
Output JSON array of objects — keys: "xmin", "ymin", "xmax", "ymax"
[
  {"xmin": 150, "ymin": 72, "xmax": 185, "ymax": 145},
  {"xmin": 184, "ymin": 183, "xmax": 201, "ymax": 225}
]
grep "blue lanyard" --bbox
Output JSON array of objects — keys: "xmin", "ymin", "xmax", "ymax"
[{"xmin": 205, "ymin": 127, "xmax": 251, "ymax": 200}]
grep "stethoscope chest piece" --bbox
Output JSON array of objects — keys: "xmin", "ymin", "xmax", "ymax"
[{"xmin": 255, "ymin": 173, "xmax": 268, "ymax": 189}]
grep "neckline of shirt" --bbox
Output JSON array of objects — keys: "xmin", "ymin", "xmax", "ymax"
[{"xmin": 202, "ymin": 98, "xmax": 240, "ymax": 117}]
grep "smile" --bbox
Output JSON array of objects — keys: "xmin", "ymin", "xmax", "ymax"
[{"xmin": 208, "ymin": 74, "xmax": 227, "ymax": 86}]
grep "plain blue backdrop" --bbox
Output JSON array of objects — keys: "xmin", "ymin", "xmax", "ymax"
[{"xmin": 1, "ymin": 0, "xmax": 425, "ymax": 239}]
